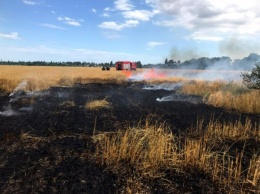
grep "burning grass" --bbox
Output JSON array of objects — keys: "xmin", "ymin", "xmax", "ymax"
[{"xmin": 93, "ymin": 118, "xmax": 260, "ymax": 193}]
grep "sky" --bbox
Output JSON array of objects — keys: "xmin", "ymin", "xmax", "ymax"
[{"xmin": 1, "ymin": 0, "xmax": 260, "ymax": 64}]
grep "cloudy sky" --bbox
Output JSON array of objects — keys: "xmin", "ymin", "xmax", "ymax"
[{"xmin": 1, "ymin": 0, "xmax": 260, "ymax": 64}]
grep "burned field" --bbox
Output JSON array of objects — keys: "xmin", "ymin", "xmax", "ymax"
[{"xmin": 0, "ymin": 81, "xmax": 259, "ymax": 193}]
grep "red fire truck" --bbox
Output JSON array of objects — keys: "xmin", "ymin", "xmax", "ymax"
[{"xmin": 115, "ymin": 61, "xmax": 137, "ymax": 70}]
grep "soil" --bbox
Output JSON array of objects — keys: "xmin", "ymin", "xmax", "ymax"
[{"xmin": 0, "ymin": 82, "xmax": 259, "ymax": 193}]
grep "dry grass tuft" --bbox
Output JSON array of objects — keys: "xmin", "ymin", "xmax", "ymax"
[
  {"xmin": 94, "ymin": 121, "xmax": 175, "ymax": 177},
  {"xmin": 93, "ymin": 118, "xmax": 260, "ymax": 192},
  {"xmin": 60, "ymin": 100, "xmax": 76, "ymax": 108},
  {"xmin": 85, "ymin": 98, "xmax": 111, "ymax": 110}
]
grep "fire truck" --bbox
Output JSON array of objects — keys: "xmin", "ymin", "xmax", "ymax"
[{"xmin": 115, "ymin": 61, "xmax": 137, "ymax": 70}]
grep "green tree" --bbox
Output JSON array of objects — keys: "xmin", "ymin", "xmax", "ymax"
[
  {"xmin": 241, "ymin": 62, "xmax": 260, "ymax": 89},
  {"xmin": 136, "ymin": 61, "xmax": 142, "ymax": 68}
]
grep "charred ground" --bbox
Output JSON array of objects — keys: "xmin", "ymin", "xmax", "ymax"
[{"xmin": 0, "ymin": 82, "xmax": 259, "ymax": 193}]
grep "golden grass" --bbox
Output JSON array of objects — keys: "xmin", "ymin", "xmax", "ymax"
[
  {"xmin": 181, "ymin": 80, "xmax": 226, "ymax": 96},
  {"xmin": 85, "ymin": 98, "xmax": 111, "ymax": 110},
  {"xmin": 181, "ymin": 80, "xmax": 260, "ymax": 113},
  {"xmin": 0, "ymin": 65, "xmax": 129, "ymax": 92},
  {"xmin": 207, "ymin": 90, "xmax": 260, "ymax": 113},
  {"xmin": 93, "ymin": 118, "xmax": 260, "ymax": 192},
  {"xmin": 94, "ymin": 121, "xmax": 175, "ymax": 177}
]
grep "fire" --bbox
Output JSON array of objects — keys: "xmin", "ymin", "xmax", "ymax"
[
  {"xmin": 122, "ymin": 70, "xmax": 133, "ymax": 78},
  {"xmin": 122, "ymin": 68, "xmax": 166, "ymax": 80},
  {"xmin": 143, "ymin": 68, "xmax": 166, "ymax": 79}
]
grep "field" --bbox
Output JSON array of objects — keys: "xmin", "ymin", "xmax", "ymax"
[{"xmin": 0, "ymin": 65, "xmax": 259, "ymax": 193}]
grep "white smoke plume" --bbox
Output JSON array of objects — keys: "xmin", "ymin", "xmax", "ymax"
[
  {"xmin": 143, "ymin": 82, "xmax": 183, "ymax": 90},
  {"xmin": 9, "ymin": 80, "xmax": 28, "ymax": 97},
  {"xmin": 156, "ymin": 94, "xmax": 202, "ymax": 104},
  {"xmin": 156, "ymin": 96, "xmax": 174, "ymax": 102},
  {"xmin": 0, "ymin": 105, "xmax": 19, "ymax": 116}
]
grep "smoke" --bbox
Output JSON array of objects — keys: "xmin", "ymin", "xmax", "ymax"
[
  {"xmin": 0, "ymin": 81, "xmax": 48, "ymax": 117},
  {"xmin": 9, "ymin": 80, "xmax": 28, "ymax": 97},
  {"xmin": 125, "ymin": 67, "xmax": 241, "ymax": 82},
  {"xmin": 125, "ymin": 68, "xmax": 167, "ymax": 81},
  {"xmin": 143, "ymin": 82, "xmax": 183, "ymax": 90},
  {"xmin": 0, "ymin": 105, "xmax": 19, "ymax": 116},
  {"xmin": 219, "ymin": 37, "xmax": 260, "ymax": 60},
  {"xmin": 0, "ymin": 81, "xmax": 29, "ymax": 116},
  {"xmin": 169, "ymin": 47, "xmax": 206, "ymax": 61},
  {"xmin": 156, "ymin": 94, "xmax": 202, "ymax": 104},
  {"xmin": 156, "ymin": 96, "xmax": 174, "ymax": 102}
]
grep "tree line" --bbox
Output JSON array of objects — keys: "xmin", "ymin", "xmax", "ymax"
[
  {"xmin": 157, "ymin": 53, "xmax": 260, "ymax": 71},
  {"xmin": 0, "ymin": 60, "xmax": 144, "ymax": 68}
]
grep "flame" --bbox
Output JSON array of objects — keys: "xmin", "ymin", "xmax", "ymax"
[
  {"xmin": 122, "ymin": 70, "xmax": 133, "ymax": 78},
  {"xmin": 122, "ymin": 68, "xmax": 166, "ymax": 80},
  {"xmin": 143, "ymin": 68, "xmax": 166, "ymax": 79}
]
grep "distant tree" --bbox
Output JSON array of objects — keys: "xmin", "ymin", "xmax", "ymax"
[
  {"xmin": 110, "ymin": 61, "xmax": 113, "ymax": 67},
  {"xmin": 136, "ymin": 61, "xmax": 142, "ymax": 68},
  {"xmin": 241, "ymin": 62, "xmax": 260, "ymax": 89}
]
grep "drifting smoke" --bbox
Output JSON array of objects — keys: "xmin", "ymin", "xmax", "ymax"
[
  {"xmin": 143, "ymin": 82, "xmax": 202, "ymax": 104},
  {"xmin": 156, "ymin": 94, "xmax": 202, "ymax": 104},
  {"xmin": 0, "ymin": 81, "xmax": 29, "ymax": 116},
  {"xmin": 9, "ymin": 80, "xmax": 28, "ymax": 97},
  {"xmin": 124, "ymin": 67, "xmax": 241, "ymax": 82},
  {"xmin": 169, "ymin": 47, "xmax": 206, "ymax": 62},
  {"xmin": 0, "ymin": 81, "xmax": 48, "ymax": 116},
  {"xmin": 219, "ymin": 37, "xmax": 260, "ymax": 60},
  {"xmin": 0, "ymin": 105, "xmax": 19, "ymax": 116},
  {"xmin": 156, "ymin": 96, "xmax": 174, "ymax": 102},
  {"xmin": 123, "ymin": 68, "xmax": 166, "ymax": 81},
  {"xmin": 143, "ymin": 82, "xmax": 183, "ymax": 90}
]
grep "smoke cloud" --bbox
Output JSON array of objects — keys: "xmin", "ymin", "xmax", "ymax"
[
  {"xmin": 219, "ymin": 37, "xmax": 260, "ymax": 60},
  {"xmin": 169, "ymin": 47, "xmax": 206, "ymax": 62}
]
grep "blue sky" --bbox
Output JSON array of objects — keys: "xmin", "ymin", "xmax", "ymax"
[{"xmin": 1, "ymin": 0, "xmax": 260, "ymax": 64}]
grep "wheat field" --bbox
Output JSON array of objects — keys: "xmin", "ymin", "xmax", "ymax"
[{"xmin": 0, "ymin": 65, "xmax": 259, "ymax": 113}]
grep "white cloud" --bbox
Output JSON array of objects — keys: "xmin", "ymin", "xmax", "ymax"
[
  {"xmin": 122, "ymin": 10, "xmax": 155, "ymax": 21},
  {"xmin": 0, "ymin": 32, "xmax": 20, "ymax": 40},
  {"xmin": 102, "ymin": 13, "xmax": 110, "ymax": 17},
  {"xmin": 147, "ymin": 41, "xmax": 166, "ymax": 48},
  {"xmin": 102, "ymin": 32, "xmax": 122, "ymax": 39},
  {"xmin": 151, "ymin": 0, "xmax": 260, "ymax": 39},
  {"xmin": 98, "ymin": 20, "xmax": 139, "ymax": 30},
  {"xmin": 92, "ymin": 8, "xmax": 97, "ymax": 13},
  {"xmin": 40, "ymin": 23, "xmax": 66, "ymax": 30},
  {"xmin": 57, "ymin": 17, "xmax": 82, "ymax": 27},
  {"xmin": 22, "ymin": 0, "xmax": 37, "ymax": 5},
  {"xmin": 114, "ymin": 0, "xmax": 134, "ymax": 11},
  {"xmin": 104, "ymin": 7, "xmax": 112, "ymax": 11},
  {"xmin": 186, "ymin": 32, "xmax": 223, "ymax": 42}
]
